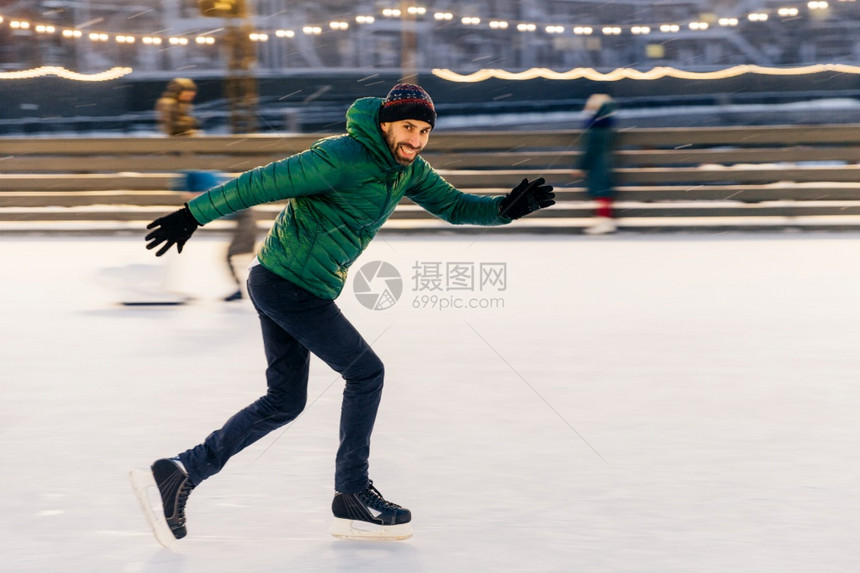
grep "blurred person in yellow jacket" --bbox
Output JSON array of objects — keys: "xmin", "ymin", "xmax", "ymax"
[{"xmin": 156, "ymin": 78, "xmax": 199, "ymax": 137}]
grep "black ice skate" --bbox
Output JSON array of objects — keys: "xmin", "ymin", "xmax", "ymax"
[
  {"xmin": 129, "ymin": 458, "xmax": 195, "ymax": 547},
  {"xmin": 223, "ymin": 289, "xmax": 243, "ymax": 301},
  {"xmin": 151, "ymin": 458, "xmax": 195, "ymax": 538},
  {"xmin": 330, "ymin": 482, "xmax": 413, "ymax": 540}
]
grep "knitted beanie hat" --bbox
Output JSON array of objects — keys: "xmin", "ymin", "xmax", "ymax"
[{"xmin": 378, "ymin": 83, "xmax": 436, "ymax": 128}]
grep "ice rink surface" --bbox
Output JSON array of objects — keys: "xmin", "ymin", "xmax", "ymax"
[{"xmin": 2, "ymin": 232, "xmax": 859, "ymax": 572}]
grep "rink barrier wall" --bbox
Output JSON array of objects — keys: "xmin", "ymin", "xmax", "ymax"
[{"xmin": 2, "ymin": 125, "xmax": 860, "ymax": 233}]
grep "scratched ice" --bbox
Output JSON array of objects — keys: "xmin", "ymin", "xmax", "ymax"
[{"xmin": 2, "ymin": 233, "xmax": 859, "ymax": 572}]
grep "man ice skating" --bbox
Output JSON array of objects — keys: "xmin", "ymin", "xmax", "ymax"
[{"xmin": 137, "ymin": 83, "xmax": 555, "ymax": 542}]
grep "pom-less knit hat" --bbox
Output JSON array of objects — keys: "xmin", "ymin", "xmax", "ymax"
[{"xmin": 378, "ymin": 83, "xmax": 436, "ymax": 128}]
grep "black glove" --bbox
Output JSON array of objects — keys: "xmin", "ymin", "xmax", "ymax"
[
  {"xmin": 499, "ymin": 177, "xmax": 555, "ymax": 220},
  {"xmin": 145, "ymin": 204, "xmax": 200, "ymax": 256}
]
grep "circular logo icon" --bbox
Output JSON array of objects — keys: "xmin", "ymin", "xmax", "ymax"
[{"xmin": 353, "ymin": 261, "xmax": 403, "ymax": 310}]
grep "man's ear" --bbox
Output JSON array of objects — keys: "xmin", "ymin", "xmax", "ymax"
[{"xmin": 379, "ymin": 122, "xmax": 390, "ymax": 134}]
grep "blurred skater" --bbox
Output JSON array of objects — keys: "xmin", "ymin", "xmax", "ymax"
[
  {"xmin": 157, "ymin": 78, "xmax": 257, "ymax": 300},
  {"xmin": 578, "ymin": 94, "xmax": 618, "ymax": 235},
  {"xmin": 222, "ymin": 208, "xmax": 257, "ymax": 301},
  {"xmin": 148, "ymin": 79, "xmax": 204, "ymax": 302},
  {"xmin": 138, "ymin": 83, "xmax": 555, "ymax": 544}
]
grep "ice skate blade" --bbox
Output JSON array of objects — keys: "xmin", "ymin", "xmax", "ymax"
[
  {"xmin": 121, "ymin": 301, "xmax": 187, "ymax": 306},
  {"xmin": 129, "ymin": 468, "xmax": 179, "ymax": 549},
  {"xmin": 330, "ymin": 517, "xmax": 413, "ymax": 541}
]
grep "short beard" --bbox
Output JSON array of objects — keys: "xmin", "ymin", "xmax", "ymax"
[{"xmin": 384, "ymin": 129, "xmax": 418, "ymax": 166}]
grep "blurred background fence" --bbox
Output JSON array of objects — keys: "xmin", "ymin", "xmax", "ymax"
[{"xmin": 1, "ymin": 124, "xmax": 860, "ymax": 234}]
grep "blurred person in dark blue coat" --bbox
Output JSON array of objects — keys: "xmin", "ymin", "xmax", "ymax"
[{"xmin": 577, "ymin": 94, "xmax": 618, "ymax": 235}]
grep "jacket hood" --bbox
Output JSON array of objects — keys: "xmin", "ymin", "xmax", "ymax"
[{"xmin": 346, "ymin": 97, "xmax": 403, "ymax": 171}]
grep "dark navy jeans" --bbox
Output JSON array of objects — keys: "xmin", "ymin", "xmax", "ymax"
[{"xmin": 178, "ymin": 264, "xmax": 384, "ymax": 494}]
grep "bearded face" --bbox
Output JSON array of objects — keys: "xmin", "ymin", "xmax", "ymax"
[{"xmin": 380, "ymin": 119, "xmax": 432, "ymax": 166}]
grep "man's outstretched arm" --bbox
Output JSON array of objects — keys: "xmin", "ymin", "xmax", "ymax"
[{"xmin": 408, "ymin": 166, "xmax": 555, "ymax": 225}]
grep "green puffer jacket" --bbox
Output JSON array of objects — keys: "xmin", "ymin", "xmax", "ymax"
[{"xmin": 188, "ymin": 97, "xmax": 511, "ymax": 299}]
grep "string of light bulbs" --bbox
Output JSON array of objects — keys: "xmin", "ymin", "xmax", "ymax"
[
  {"xmin": 432, "ymin": 63, "xmax": 860, "ymax": 83},
  {"xmin": 0, "ymin": 65, "xmax": 133, "ymax": 81},
  {"xmin": 0, "ymin": 3, "xmax": 856, "ymax": 83},
  {"xmin": 0, "ymin": 0, "xmax": 853, "ymax": 49}
]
